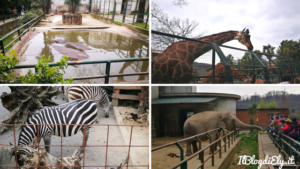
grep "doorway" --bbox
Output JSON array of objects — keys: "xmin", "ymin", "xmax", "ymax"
[{"xmin": 179, "ymin": 109, "xmax": 194, "ymax": 135}]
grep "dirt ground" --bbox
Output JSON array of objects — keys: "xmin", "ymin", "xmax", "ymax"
[
  {"xmin": 152, "ymin": 136, "xmax": 216, "ymax": 169},
  {"xmin": 113, "ymin": 107, "xmax": 149, "ymax": 168}
]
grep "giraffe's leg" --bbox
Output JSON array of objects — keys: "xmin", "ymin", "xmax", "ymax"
[
  {"xmin": 80, "ymin": 126, "xmax": 90, "ymax": 153},
  {"xmin": 43, "ymin": 135, "xmax": 51, "ymax": 153}
]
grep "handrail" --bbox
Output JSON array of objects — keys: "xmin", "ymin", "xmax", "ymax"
[
  {"xmin": 0, "ymin": 14, "xmax": 43, "ymax": 55},
  {"xmin": 152, "ymin": 128, "xmax": 240, "ymax": 169},
  {"xmin": 8, "ymin": 57, "xmax": 149, "ymax": 83}
]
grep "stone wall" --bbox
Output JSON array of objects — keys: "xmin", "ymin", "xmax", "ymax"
[{"xmin": 0, "ymin": 19, "xmax": 20, "ymax": 35}]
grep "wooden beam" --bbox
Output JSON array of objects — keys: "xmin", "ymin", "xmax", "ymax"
[
  {"xmin": 112, "ymin": 94, "xmax": 140, "ymax": 100},
  {"xmin": 114, "ymin": 86, "xmax": 142, "ymax": 90}
]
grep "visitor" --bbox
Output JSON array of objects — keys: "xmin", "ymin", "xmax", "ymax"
[
  {"xmin": 21, "ymin": 8, "xmax": 25, "ymax": 15},
  {"xmin": 281, "ymin": 120, "xmax": 291, "ymax": 134},
  {"xmin": 13, "ymin": 7, "xmax": 18, "ymax": 19},
  {"xmin": 279, "ymin": 74, "xmax": 291, "ymax": 84},
  {"xmin": 283, "ymin": 115, "xmax": 291, "ymax": 123},
  {"xmin": 272, "ymin": 118, "xmax": 280, "ymax": 134},
  {"xmin": 286, "ymin": 118, "xmax": 300, "ymax": 149},
  {"xmin": 267, "ymin": 118, "xmax": 272, "ymax": 125}
]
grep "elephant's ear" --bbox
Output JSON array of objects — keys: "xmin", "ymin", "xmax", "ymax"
[{"xmin": 217, "ymin": 117, "xmax": 227, "ymax": 129}]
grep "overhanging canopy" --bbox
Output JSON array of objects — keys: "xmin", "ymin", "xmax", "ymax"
[{"xmin": 152, "ymin": 97, "xmax": 217, "ymax": 104}]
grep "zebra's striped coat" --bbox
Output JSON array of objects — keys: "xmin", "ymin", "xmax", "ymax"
[
  {"xmin": 17, "ymin": 99, "xmax": 97, "ymax": 166},
  {"xmin": 64, "ymin": 86, "xmax": 110, "ymax": 117}
]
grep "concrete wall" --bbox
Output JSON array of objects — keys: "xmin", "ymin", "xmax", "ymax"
[
  {"xmin": 152, "ymin": 86, "xmax": 159, "ymax": 100},
  {"xmin": 236, "ymin": 108, "xmax": 288, "ymax": 128},
  {"xmin": 159, "ymin": 86, "xmax": 194, "ymax": 93},
  {"xmin": 0, "ymin": 19, "xmax": 20, "ymax": 35},
  {"xmin": 152, "ymin": 97, "xmax": 237, "ymax": 137}
]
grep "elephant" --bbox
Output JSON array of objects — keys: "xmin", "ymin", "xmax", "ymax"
[{"xmin": 183, "ymin": 111, "xmax": 263, "ymax": 156}]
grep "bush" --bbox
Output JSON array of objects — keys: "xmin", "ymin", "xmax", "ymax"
[
  {"xmin": 19, "ymin": 8, "xmax": 43, "ymax": 24},
  {"xmin": 18, "ymin": 55, "xmax": 73, "ymax": 84},
  {"xmin": 0, "ymin": 50, "xmax": 19, "ymax": 83}
]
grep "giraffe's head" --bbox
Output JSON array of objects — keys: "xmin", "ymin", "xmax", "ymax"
[{"xmin": 234, "ymin": 28, "xmax": 253, "ymax": 51}]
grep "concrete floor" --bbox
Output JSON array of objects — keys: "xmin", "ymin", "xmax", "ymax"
[{"xmin": 0, "ymin": 86, "xmax": 148, "ymax": 168}]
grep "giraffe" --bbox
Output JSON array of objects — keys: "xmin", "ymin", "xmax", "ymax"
[
  {"xmin": 152, "ymin": 28, "xmax": 253, "ymax": 83},
  {"xmin": 202, "ymin": 63, "xmax": 252, "ymax": 84}
]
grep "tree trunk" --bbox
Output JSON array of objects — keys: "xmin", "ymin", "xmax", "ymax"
[
  {"xmin": 136, "ymin": 0, "xmax": 146, "ymax": 23},
  {"xmin": 0, "ymin": 86, "xmax": 59, "ymax": 134}
]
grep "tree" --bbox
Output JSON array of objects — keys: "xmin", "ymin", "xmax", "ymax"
[
  {"xmin": 151, "ymin": 2, "xmax": 207, "ymax": 50},
  {"xmin": 64, "ymin": 0, "xmax": 81, "ymax": 14},
  {"xmin": 226, "ymin": 54, "xmax": 234, "ymax": 65},
  {"xmin": 0, "ymin": 86, "xmax": 59, "ymax": 133},
  {"xmin": 248, "ymin": 102, "xmax": 258, "ymax": 131},
  {"xmin": 136, "ymin": 0, "xmax": 147, "ymax": 23},
  {"xmin": 280, "ymin": 89, "xmax": 291, "ymax": 113},
  {"xmin": 172, "ymin": 0, "xmax": 189, "ymax": 7}
]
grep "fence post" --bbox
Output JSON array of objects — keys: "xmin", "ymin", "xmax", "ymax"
[
  {"xmin": 18, "ymin": 29, "xmax": 21, "ymax": 41},
  {"xmin": 0, "ymin": 40, "xmax": 5, "ymax": 55},
  {"xmin": 195, "ymin": 137, "xmax": 204, "ymax": 169},
  {"xmin": 105, "ymin": 61, "xmax": 111, "ymax": 84},
  {"xmin": 107, "ymin": 0, "xmax": 110, "ymax": 18},
  {"xmin": 122, "ymin": 2, "xmax": 128, "ymax": 23},
  {"xmin": 144, "ymin": 11, "xmax": 149, "ymax": 29},
  {"xmin": 99, "ymin": 0, "xmax": 102, "ymax": 14},
  {"xmin": 103, "ymin": 0, "xmax": 106, "ymax": 17},
  {"xmin": 132, "ymin": 0, "xmax": 139, "ymax": 25},
  {"xmin": 112, "ymin": 2, "xmax": 116, "ymax": 22},
  {"xmin": 212, "ymin": 49, "xmax": 215, "ymax": 83},
  {"xmin": 175, "ymin": 142, "xmax": 187, "ymax": 169}
]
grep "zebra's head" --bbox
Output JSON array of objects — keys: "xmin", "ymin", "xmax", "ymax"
[{"xmin": 11, "ymin": 144, "xmax": 37, "ymax": 167}]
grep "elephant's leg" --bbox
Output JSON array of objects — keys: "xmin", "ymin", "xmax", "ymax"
[
  {"xmin": 80, "ymin": 126, "xmax": 91, "ymax": 153},
  {"xmin": 43, "ymin": 135, "xmax": 51, "ymax": 153},
  {"xmin": 209, "ymin": 132, "xmax": 217, "ymax": 154},
  {"xmin": 185, "ymin": 140, "xmax": 193, "ymax": 156},
  {"xmin": 192, "ymin": 141, "xmax": 198, "ymax": 153}
]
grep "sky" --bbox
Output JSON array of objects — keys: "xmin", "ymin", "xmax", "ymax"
[
  {"xmin": 152, "ymin": 0, "xmax": 300, "ymax": 63},
  {"xmin": 197, "ymin": 85, "xmax": 300, "ymax": 98}
]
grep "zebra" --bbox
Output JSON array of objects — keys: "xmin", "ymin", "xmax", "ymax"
[
  {"xmin": 62, "ymin": 86, "xmax": 111, "ymax": 118},
  {"xmin": 14, "ymin": 99, "xmax": 97, "ymax": 167}
]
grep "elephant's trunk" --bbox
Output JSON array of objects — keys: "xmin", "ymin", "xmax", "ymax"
[{"xmin": 234, "ymin": 118, "xmax": 263, "ymax": 130}]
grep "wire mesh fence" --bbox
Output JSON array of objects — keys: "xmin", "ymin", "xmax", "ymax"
[
  {"xmin": 91, "ymin": 0, "xmax": 149, "ymax": 29},
  {"xmin": 152, "ymin": 30, "xmax": 300, "ymax": 84},
  {"xmin": 0, "ymin": 123, "xmax": 149, "ymax": 168}
]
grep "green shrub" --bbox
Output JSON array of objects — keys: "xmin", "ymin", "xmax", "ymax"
[
  {"xmin": 19, "ymin": 8, "xmax": 43, "ymax": 24},
  {"xmin": 18, "ymin": 55, "xmax": 73, "ymax": 84},
  {"xmin": 0, "ymin": 50, "xmax": 19, "ymax": 83}
]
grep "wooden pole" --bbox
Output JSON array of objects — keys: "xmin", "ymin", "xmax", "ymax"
[{"xmin": 43, "ymin": 0, "xmax": 45, "ymax": 19}]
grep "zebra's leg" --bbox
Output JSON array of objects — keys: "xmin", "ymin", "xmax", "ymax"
[
  {"xmin": 80, "ymin": 126, "xmax": 90, "ymax": 153},
  {"xmin": 43, "ymin": 135, "xmax": 51, "ymax": 153}
]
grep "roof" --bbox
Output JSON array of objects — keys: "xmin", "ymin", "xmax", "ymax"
[
  {"xmin": 152, "ymin": 97, "xmax": 217, "ymax": 104},
  {"xmin": 159, "ymin": 93, "xmax": 241, "ymax": 100}
]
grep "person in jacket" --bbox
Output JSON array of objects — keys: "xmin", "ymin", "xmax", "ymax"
[
  {"xmin": 287, "ymin": 117, "xmax": 300, "ymax": 141},
  {"xmin": 281, "ymin": 120, "xmax": 291, "ymax": 134},
  {"xmin": 284, "ymin": 115, "xmax": 292, "ymax": 123}
]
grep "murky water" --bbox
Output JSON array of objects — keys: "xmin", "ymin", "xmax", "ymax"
[{"xmin": 18, "ymin": 31, "xmax": 149, "ymax": 83}]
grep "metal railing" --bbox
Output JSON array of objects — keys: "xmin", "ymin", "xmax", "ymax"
[
  {"xmin": 0, "ymin": 14, "xmax": 43, "ymax": 55},
  {"xmin": 0, "ymin": 13, "xmax": 21, "ymax": 23},
  {"xmin": 152, "ymin": 128, "xmax": 240, "ymax": 169},
  {"xmin": 12, "ymin": 57, "xmax": 149, "ymax": 84},
  {"xmin": 266, "ymin": 125, "xmax": 300, "ymax": 165},
  {"xmin": 0, "ymin": 123, "xmax": 149, "ymax": 168},
  {"xmin": 92, "ymin": 0, "xmax": 149, "ymax": 29},
  {"xmin": 151, "ymin": 30, "xmax": 300, "ymax": 84}
]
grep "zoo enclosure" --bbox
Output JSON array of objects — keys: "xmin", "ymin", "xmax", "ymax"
[
  {"xmin": 0, "ymin": 123, "xmax": 149, "ymax": 168},
  {"xmin": 152, "ymin": 30, "xmax": 300, "ymax": 84},
  {"xmin": 92, "ymin": 0, "xmax": 149, "ymax": 29},
  {"xmin": 151, "ymin": 128, "xmax": 240, "ymax": 169},
  {"xmin": 266, "ymin": 125, "xmax": 300, "ymax": 165},
  {"xmin": 0, "ymin": 14, "xmax": 42, "ymax": 55}
]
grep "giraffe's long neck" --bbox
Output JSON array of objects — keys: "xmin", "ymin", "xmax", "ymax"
[{"xmin": 182, "ymin": 31, "xmax": 239, "ymax": 63}]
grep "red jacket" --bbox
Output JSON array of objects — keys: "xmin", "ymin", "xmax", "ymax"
[{"xmin": 281, "ymin": 124, "xmax": 290, "ymax": 133}]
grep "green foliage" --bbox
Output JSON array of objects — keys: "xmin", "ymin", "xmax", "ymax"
[
  {"xmin": 64, "ymin": 0, "xmax": 82, "ymax": 14},
  {"xmin": 77, "ymin": 13, "xmax": 82, "ymax": 16},
  {"xmin": 127, "ymin": 23, "xmax": 149, "ymax": 30},
  {"xmin": 18, "ymin": 56, "xmax": 73, "ymax": 84},
  {"xmin": 225, "ymin": 54, "xmax": 234, "ymax": 65},
  {"xmin": 257, "ymin": 98, "xmax": 279, "ymax": 108},
  {"xmin": 263, "ymin": 44, "xmax": 275, "ymax": 54},
  {"xmin": 0, "ymin": 50, "xmax": 19, "ymax": 83},
  {"xmin": 248, "ymin": 102, "xmax": 258, "ymax": 115},
  {"xmin": 19, "ymin": 8, "xmax": 43, "ymax": 24}
]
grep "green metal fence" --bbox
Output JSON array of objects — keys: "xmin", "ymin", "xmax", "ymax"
[
  {"xmin": 152, "ymin": 30, "xmax": 300, "ymax": 84},
  {"xmin": 152, "ymin": 128, "xmax": 240, "ymax": 169},
  {"xmin": 266, "ymin": 126, "xmax": 300, "ymax": 165},
  {"xmin": 11, "ymin": 57, "xmax": 149, "ymax": 84},
  {"xmin": 92, "ymin": 0, "xmax": 149, "ymax": 29},
  {"xmin": 0, "ymin": 14, "xmax": 42, "ymax": 55}
]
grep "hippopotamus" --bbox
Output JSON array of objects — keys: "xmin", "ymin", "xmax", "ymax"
[
  {"xmin": 52, "ymin": 39, "xmax": 91, "ymax": 50},
  {"xmin": 51, "ymin": 45, "xmax": 89, "ymax": 60}
]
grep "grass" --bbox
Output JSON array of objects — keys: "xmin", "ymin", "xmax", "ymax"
[
  {"xmin": 114, "ymin": 21, "xmax": 122, "ymax": 25},
  {"xmin": 127, "ymin": 23, "xmax": 149, "ymax": 30},
  {"xmin": 0, "ymin": 28, "xmax": 25, "ymax": 53},
  {"xmin": 227, "ymin": 131, "xmax": 259, "ymax": 169}
]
